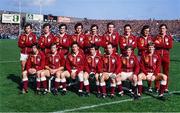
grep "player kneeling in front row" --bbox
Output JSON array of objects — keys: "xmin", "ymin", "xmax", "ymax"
[
  {"xmin": 116, "ymin": 46, "xmax": 139, "ymax": 97},
  {"xmin": 61, "ymin": 43, "xmax": 85, "ymax": 96},
  {"xmin": 84, "ymin": 44, "xmax": 103, "ymax": 97},
  {"xmin": 137, "ymin": 43, "xmax": 167, "ymax": 98},
  {"xmin": 21, "ymin": 43, "xmax": 46, "ymax": 94},
  {"xmin": 100, "ymin": 43, "xmax": 121, "ymax": 98},
  {"xmin": 41, "ymin": 43, "xmax": 65, "ymax": 95}
]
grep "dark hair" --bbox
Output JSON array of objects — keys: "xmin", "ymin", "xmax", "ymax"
[
  {"xmin": 159, "ymin": 24, "xmax": 168, "ymax": 29},
  {"xmin": 148, "ymin": 42, "xmax": 155, "ymax": 47},
  {"xmin": 32, "ymin": 43, "xmax": 39, "ymax": 49},
  {"xmin": 107, "ymin": 22, "xmax": 115, "ymax": 28},
  {"xmin": 125, "ymin": 46, "xmax": 132, "ymax": 50},
  {"xmin": 59, "ymin": 23, "xmax": 67, "ymax": 30},
  {"xmin": 85, "ymin": 30, "xmax": 90, "ymax": 34},
  {"xmin": 124, "ymin": 24, "xmax": 132, "ymax": 29},
  {"xmin": 71, "ymin": 42, "xmax": 79, "ymax": 47},
  {"xmin": 141, "ymin": 25, "xmax": 150, "ymax": 35},
  {"xmin": 90, "ymin": 24, "xmax": 98, "ymax": 30},
  {"xmin": 43, "ymin": 23, "xmax": 51, "ymax": 29},
  {"xmin": 74, "ymin": 23, "xmax": 83, "ymax": 29},
  {"xmin": 51, "ymin": 43, "xmax": 57, "ymax": 47},
  {"xmin": 89, "ymin": 44, "xmax": 98, "ymax": 50},
  {"xmin": 24, "ymin": 23, "xmax": 32, "ymax": 29}
]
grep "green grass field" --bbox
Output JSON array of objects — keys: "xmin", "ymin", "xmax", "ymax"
[{"xmin": 0, "ymin": 39, "xmax": 180, "ymax": 112}]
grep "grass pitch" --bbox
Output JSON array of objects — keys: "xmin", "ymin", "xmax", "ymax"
[{"xmin": 0, "ymin": 39, "xmax": 180, "ymax": 112}]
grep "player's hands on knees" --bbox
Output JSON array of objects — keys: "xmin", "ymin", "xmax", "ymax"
[
  {"xmin": 110, "ymin": 73, "xmax": 116, "ymax": 79},
  {"xmin": 50, "ymin": 69, "xmax": 56, "ymax": 75},
  {"xmin": 28, "ymin": 68, "xmax": 36, "ymax": 74}
]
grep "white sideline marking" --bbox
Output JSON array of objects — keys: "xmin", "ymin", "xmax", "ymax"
[
  {"xmin": 56, "ymin": 97, "xmax": 150, "ymax": 113},
  {"xmin": 55, "ymin": 90, "xmax": 180, "ymax": 113},
  {"xmin": 0, "ymin": 60, "xmax": 19, "ymax": 63}
]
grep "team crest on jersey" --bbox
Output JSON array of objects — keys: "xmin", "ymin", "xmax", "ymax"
[
  {"xmin": 22, "ymin": 36, "xmax": 26, "ymax": 41},
  {"xmin": 153, "ymin": 58, "xmax": 157, "ymax": 63},
  {"xmin": 55, "ymin": 58, "xmax": 59, "ymax": 62},
  {"xmin": 112, "ymin": 35, "xmax": 115, "ymax": 40},
  {"xmin": 141, "ymin": 39, "xmax": 144, "ymax": 45},
  {"xmin": 29, "ymin": 37, "xmax": 32, "ymax": 41},
  {"xmin": 31, "ymin": 57, "xmax": 34, "ymax": 62},
  {"xmin": 95, "ymin": 58, "xmax": 99, "ymax": 64},
  {"xmin": 158, "ymin": 37, "xmax": 162, "ymax": 42},
  {"xmin": 87, "ymin": 57, "xmax": 92, "ymax": 63},
  {"xmin": 123, "ymin": 38, "xmax": 126, "ymax": 43},
  {"xmin": 104, "ymin": 58, "xmax": 108, "ymax": 64},
  {"xmin": 48, "ymin": 38, "xmax": 51, "ymax": 42},
  {"xmin": 37, "ymin": 57, "xmax": 40, "ymax": 62},
  {"xmin": 130, "ymin": 59, "xmax": 134, "ymax": 64},
  {"xmin": 56, "ymin": 38, "xmax": 59, "ymax": 42},
  {"xmin": 95, "ymin": 38, "xmax": 98, "ymax": 42},
  {"xmin": 80, "ymin": 37, "xmax": 83, "ymax": 42},
  {"xmin": 63, "ymin": 38, "xmax": 66, "ymax": 42},
  {"xmin": 122, "ymin": 58, "xmax": 126, "ymax": 64},
  {"xmin": 88, "ymin": 37, "xmax": 92, "ymax": 41},
  {"xmin": 112, "ymin": 58, "xmax": 115, "ymax": 64},
  {"xmin": 77, "ymin": 57, "xmax": 80, "ymax": 62},
  {"xmin": 129, "ymin": 39, "xmax": 132, "ymax": 43},
  {"xmin": 145, "ymin": 56, "xmax": 149, "ymax": 63},
  {"xmin": 165, "ymin": 38, "xmax": 168, "ymax": 42}
]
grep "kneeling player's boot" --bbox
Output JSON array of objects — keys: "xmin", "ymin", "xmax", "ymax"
[
  {"xmin": 52, "ymin": 89, "xmax": 58, "ymax": 96},
  {"xmin": 21, "ymin": 89, "xmax": 28, "ymax": 94},
  {"xmin": 78, "ymin": 90, "xmax": 84, "ymax": 97},
  {"xmin": 110, "ymin": 94, "xmax": 115, "ymax": 99},
  {"xmin": 164, "ymin": 89, "xmax": 169, "ymax": 93},
  {"xmin": 96, "ymin": 92, "xmax": 101, "ymax": 98},
  {"xmin": 148, "ymin": 87, "xmax": 153, "ymax": 93},
  {"xmin": 84, "ymin": 92, "xmax": 90, "ymax": 97},
  {"xmin": 35, "ymin": 89, "xmax": 41, "ymax": 95},
  {"xmin": 117, "ymin": 91, "xmax": 124, "ymax": 97},
  {"xmin": 42, "ymin": 89, "xmax": 48, "ymax": 95},
  {"xmin": 102, "ymin": 93, "xmax": 107, "ymax": 99},
  {"xmin": 61, "ymin": 89, "xmax": 67, "ymax": 96}
]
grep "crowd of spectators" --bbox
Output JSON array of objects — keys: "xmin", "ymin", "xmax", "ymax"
[{"xmin": 0, "ymin": 19, "xmax": 179, "ymax": 39}]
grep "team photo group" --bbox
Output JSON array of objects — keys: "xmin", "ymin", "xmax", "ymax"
[{"xmin": 18, "ymin": 22, "xmax": 173, "ymax": 99}]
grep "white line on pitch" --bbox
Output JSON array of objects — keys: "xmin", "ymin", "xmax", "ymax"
[
  {"xmin": 55, "ymin": 90, "xmax": 180, "ymax": 113},
  {"xmin": 0, "ymin": 60, "xmax": 19, "ymax": 63}
]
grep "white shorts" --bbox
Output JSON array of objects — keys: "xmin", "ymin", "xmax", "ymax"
[
  {"xmin": 120, "ymin": 72, "xmax": 133, "ymax": 81},
  {"xmin": 20, "ymin": 53, "xmax": 28, "ymax": 61},
  {"xmin": 146, "ymin": 73, "xmax": 154, "ymax": 80}
]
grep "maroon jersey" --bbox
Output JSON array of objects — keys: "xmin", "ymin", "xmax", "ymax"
[
  {"xmin": 154, "ymin": 34, "xmax": 173, "ymax": 58},
  {"xmin": 66, "ymin": 52, "xmax": 85, "ymax": 75},
  {"xmin": 84, "ymin": 34, "xmax": 104, "ymax": 48},
  {"xmin": 26, "ymin": 51, "xmax": 45, "ymax": 71},
  {"xmin": 101, "ymin": 53, "xmax": 121, "ymax": 74},
  {"xmin": 38, "ymin": 33, "xmax": 57, "ymax": 54},
  {"xmin": 55, "ymin": 33, "xmax": 71, "ymax": 55},
  {"xmin": 45, "ymin": 51, "xmax": 65, "ymax": 69},
  {"xmin": 140, "ymin": 52, "xmax": 161, "ymax": 75},
  {"xmin": 137, "ymin": 36, "xmax": 153, "ymax": 56},
  {"xmin": 119, "ymin": 34, "xmax": 137, "ymax": 54},
  {"xmin": 70, "ymin": 33, "xmax": 86, "ymax": 49},
  {"xmin": 102, "ymin": 31, "xmax": 119, "ymax": 48},
  {"xmin": 120, "ymin": 54, "xmax": 139, "ymax": 75},
  {"xmin": 84, "ymin": 52, "xmax": 103, "ymax": 74},
  {"xmin": 18, "ymin": 32, "xmax": 37, "ymax": 54}
]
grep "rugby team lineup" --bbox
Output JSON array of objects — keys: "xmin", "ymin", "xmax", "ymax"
[{"xmin": 18, "ymin": 22, "xmax": 173, "ymax": 100}]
